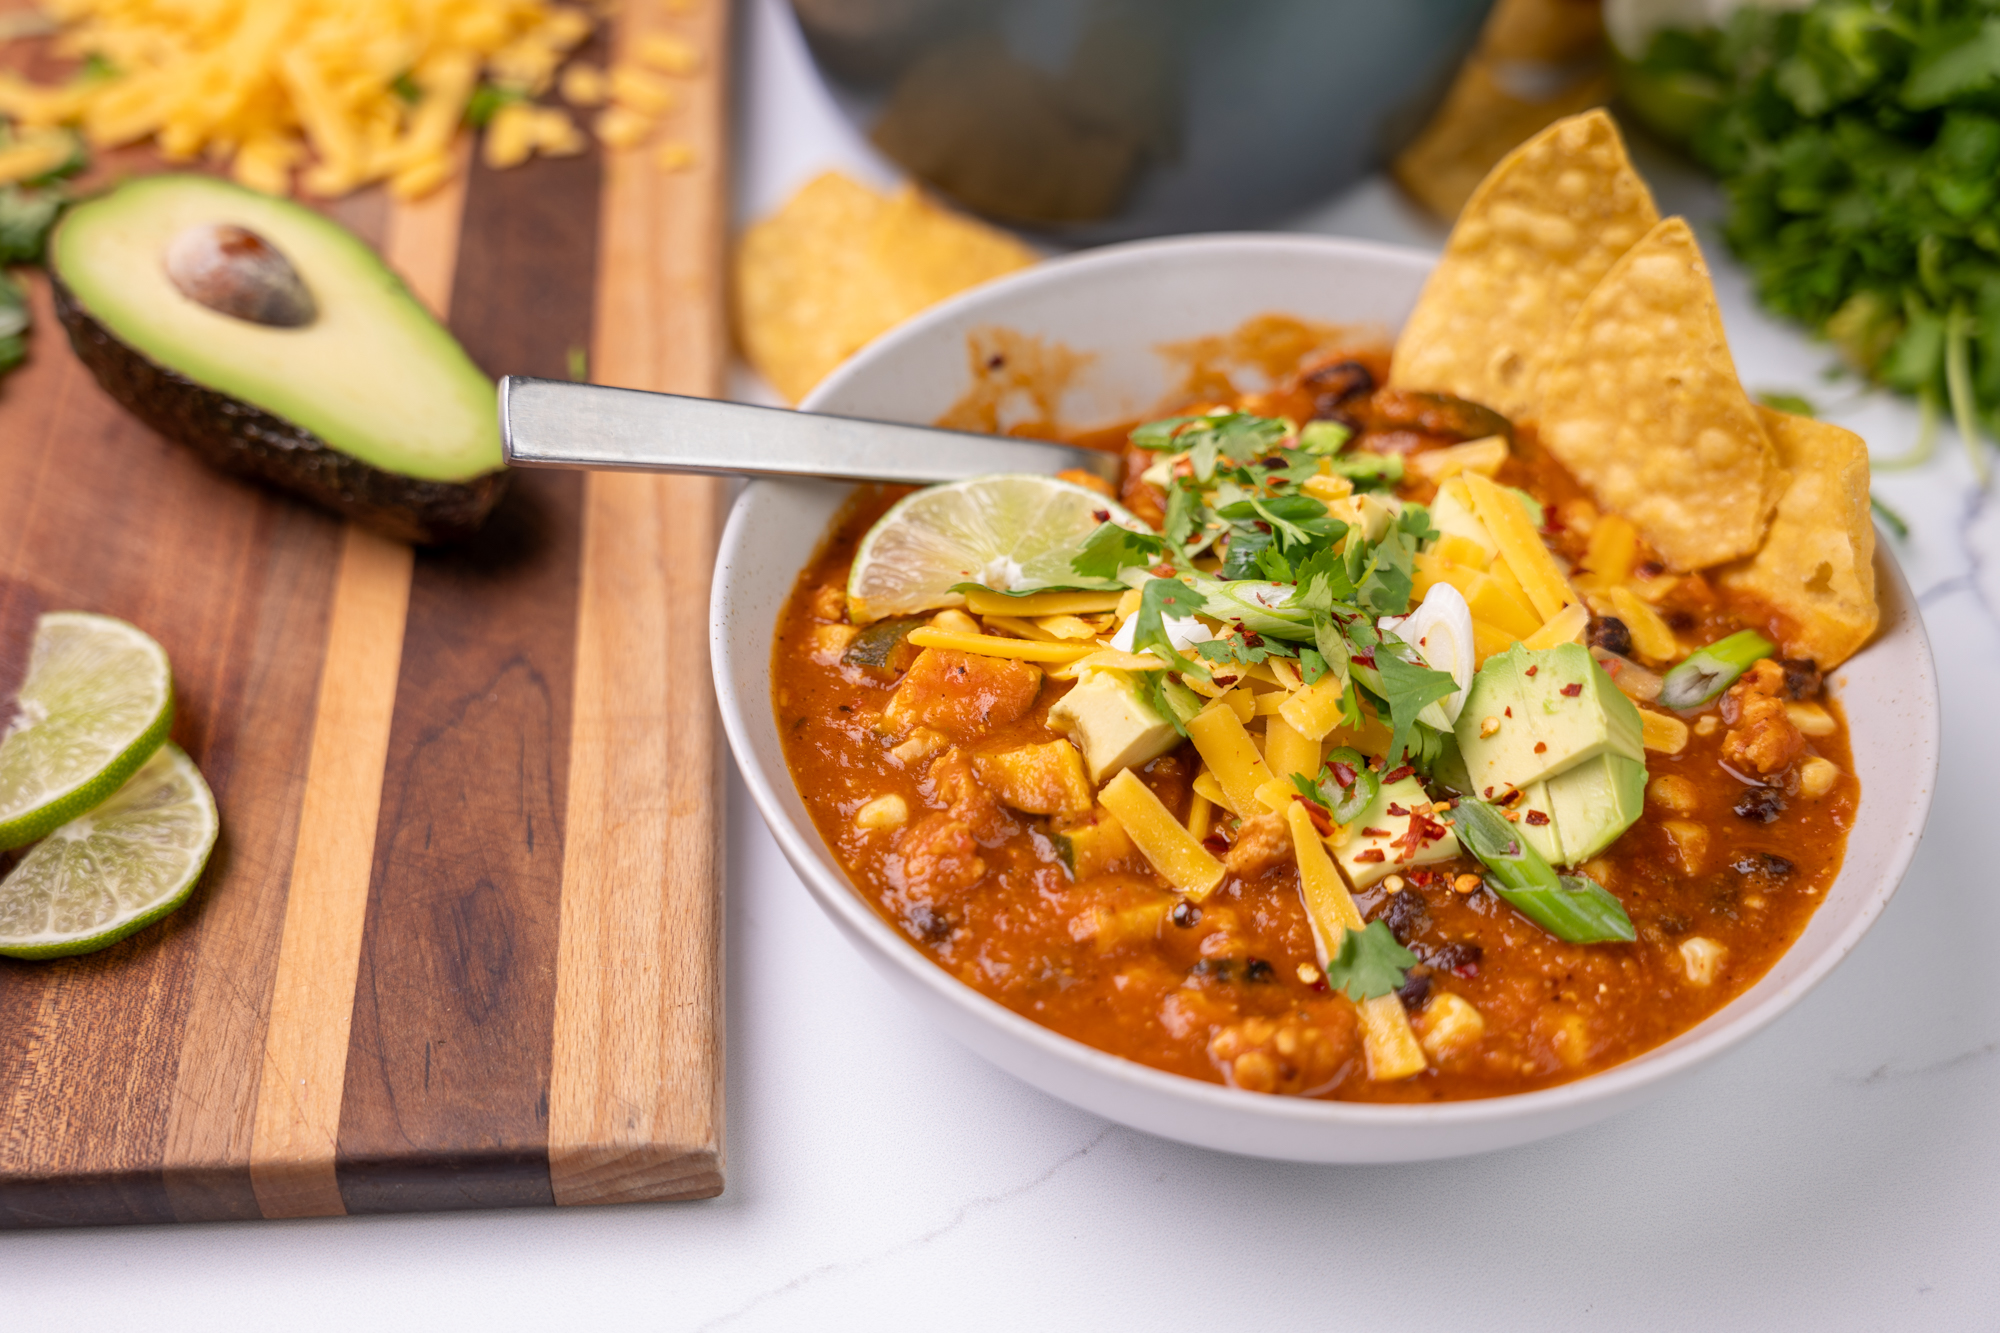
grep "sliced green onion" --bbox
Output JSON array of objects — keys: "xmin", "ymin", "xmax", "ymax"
[
  {"xmin": 1658, "ymin": 629, "xmax": 1775, "ymax": 710},
  {"xmin": 1447, "ymin": 800, "xmax": 1636, "ymax": 944}
]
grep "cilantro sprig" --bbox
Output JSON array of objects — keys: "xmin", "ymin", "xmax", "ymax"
[{"xmin": 1322, "ymin": 920, "xmax": 1417, "ymax": 1002}]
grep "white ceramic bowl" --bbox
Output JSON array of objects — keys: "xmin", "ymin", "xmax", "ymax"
[{"xmin": 711, "ymin": 234, "xmax": 1940, "ymax": 1162}]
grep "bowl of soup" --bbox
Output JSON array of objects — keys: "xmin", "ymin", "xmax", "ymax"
[{"xmin": 712, "ymin": 123, "xmax": 1937, "ymax": 1160}]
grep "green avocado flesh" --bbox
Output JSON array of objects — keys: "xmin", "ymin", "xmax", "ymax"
[{"xmin": 50, "ymin": 175, "xmax": 503, "ymax": 538}]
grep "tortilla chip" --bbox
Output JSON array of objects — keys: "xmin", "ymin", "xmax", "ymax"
[
  {"xmin": 733, "ymin": 172, "xmax": 1039, "ymax": 403},
  {"xmin": 1717, "ymin": 408, "xmax": 1878, "ymax": 667},
  {"xmin": 1537, "ymin": 217, "xmax": 1786, "ymax": 570},
  {"xmin": 1390, "ymin": 108, "xmax": 1658, "ymax": 422}
]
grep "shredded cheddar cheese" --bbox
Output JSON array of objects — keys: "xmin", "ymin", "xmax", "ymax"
[{"xmin": 0, "ymin": 0, "xmax": 703, "ymax": 198}]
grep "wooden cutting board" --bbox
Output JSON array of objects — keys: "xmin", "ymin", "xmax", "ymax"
[{"xmin": 0, "ymin": 0, "xmax": 728, "ymax": 1227}]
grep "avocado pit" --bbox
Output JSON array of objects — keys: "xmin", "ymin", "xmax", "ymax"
[{"xmin": 164, "ymin": 223, "xmax": 317, "ymax": 328}]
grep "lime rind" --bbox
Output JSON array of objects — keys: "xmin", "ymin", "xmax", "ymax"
[
  {"xmin": 0, "ymin": 612, "xmax": 174, "ymax": 849},
  {"xmin": 0, "ymin": 742, "xmax": 217, "ymax": 959},
  {"xmin": 846, "ymin": 474, "xmax": 1143, "ymax": 623}
]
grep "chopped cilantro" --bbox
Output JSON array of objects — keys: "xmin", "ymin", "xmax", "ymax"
[
  {"xmin": 1298, "ymin": 419, "xmax": 1352, "ymax": 454},
  {"xmin": 1373, "ymin": 646, "xmax": 1459, "ymax": 766},
  {"xmin": 1322, "ymin": 920, "xmax": 1417, "ymax": 1002},
  {"xmin": 1070, "ymin": 522, "xmax": 1167, "ymax": 580},
  {"xmin": 1132, "ymin": 577, "xmax": 1210, "ymax": 677}
]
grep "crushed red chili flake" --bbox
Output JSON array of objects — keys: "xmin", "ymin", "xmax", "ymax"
[
  {"xmin": 1534, "ymin": 741, "xmax": 1548, "ymax": 753},
  {"xmin": 1504, "ymin": 706, "xmax": 1513, "ymax": 717},
  {"xmin": 1295, "ymin": 797, "xmax": 1334, "ymax": 836},
  {"xmin": 1525, "ymin": 810, "xmax": 1550, "ymax": 825},
  {"xmin": 1526, "ymin": 665, "xmax": 1539, "ymax": 677},
  {"xmin": 1150, "ymin": 562, "xmax": 1177, "ymax": 577},
  {"xmin": 1360, "ymin": 826, "xmax": 1391, "ymax": 837},
  {"xmin": 1561, "ymin": 683, "xmax": 1583, "ymax": 697},
  {"xmin": 1329, "ymin": 761, "xmax": 1357, "ymax": 787},
  {"xmin": 1385, "ymin": 802, "xmax": 1408, "ymax": 817},
  {"xmin": 1353, "ymin": 650, "xmax": 1377, "ymax": 667},
  {"xmin": 1354, "ymin": 849, "xmax": 1386, "ymax": 863},
  {"xmin": 1241, "ymin": 631, "xmax": 1264, "ymax": 648},
  {"xmin": 1092, "ymin": 508, "xmax": 1111, "ymax": 523},
  {"xmin": 1383, "ymin": 765, "xmax": 1413, "ymax": 783}
]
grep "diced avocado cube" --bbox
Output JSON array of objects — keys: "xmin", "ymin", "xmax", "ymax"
[
  {"xmin": 1047, "ymin": 669, "xmax": 1180, "ymax": 784},
  {"xmin": 1334, "ymin": 775, "xmax": 1460, "ymax": 889},
  {"xmin": 1543, "ymin": 752, "xmax": 1647, "ymax": 864},
  {"xmin": 1051, "ymin": 808, "xmax": 1136, "ymax": 881},
  {"xmin": 1513, "ymin": 781, "xmax": 1564, "ymax": 866},
  {"xmin": 1454, "ymin": 643, "xmax": 1644, "ymax": 798}
]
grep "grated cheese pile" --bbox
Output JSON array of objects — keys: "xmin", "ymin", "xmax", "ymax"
[{"xmin": 0, "ymin": 0, "xmax": 703, "ymax": 198}]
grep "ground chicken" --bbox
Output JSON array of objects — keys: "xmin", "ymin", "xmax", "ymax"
[
  {"xmin": 1207, "ymin": 1007, "xmax": 1360, "ymax": 1094},
  {"xmin": 883, "ymin": 649, "xmax": 1042, "ymax": 742},
  {"xmin": 1224, "ymin": 810, "xmax": 1295, "ymax": 878},
  {"xmin": 1721, "ymin": 658, "xmax": 1805, "ymax": 776}
]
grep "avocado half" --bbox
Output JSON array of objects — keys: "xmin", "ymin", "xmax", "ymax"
[{"xmin": 49, "ymin": 174, "xmax": 506, "ymax": 544}]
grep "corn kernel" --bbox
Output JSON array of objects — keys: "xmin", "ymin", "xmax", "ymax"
[
  {"xmin": 1798, "ymin": 756, "xmax": 1840, "ymax": 800},
  {"xmin": 1679, "ymin": 936, "xmax": 1726, "ymax": 986},
  {"xmin": 1786, "ymin": 701, "xmax": 1837, "ymax": 737},
  {"xmin": 854, "ymin": 794, "xmax": 909, "ymax": 830},
  {"xmin": 1647, "ymin": 774, "xmax": 1699, "ymax": 814}
]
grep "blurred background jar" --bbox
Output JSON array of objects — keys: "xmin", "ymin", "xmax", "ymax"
[{"xmin": 788, "ymin": 0, "xmax": 1500, "ymax": 242}]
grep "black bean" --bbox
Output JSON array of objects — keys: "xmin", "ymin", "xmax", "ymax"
[
  {"xmin": 1731, "ymin": 851, "xmax": 1795, "ymax": 879},
  {"xmin": 1396, "ymin": 971, "xmax": 1433, "ymax": 1012},
  {"xmin": 906, "ymin": 903, "xmax": 954, "ymax": 943},
  {"xmin": 1588, "ymin": 615, "xmax": 1634, "ymax": 657},
  {"xmin": 1190, "ymin": 958, "xmax": 1235, "ymax": 982},
  {"xmin": 1244, "ymin": 958, "xmax": 1276, "ymax": 984},
  {"xmin": 1780, "ymin": 658, "xmax": 1824, "ymax": 700},
  {"xmin": 1171, "ymin": 900, "xmax": 1202, "ymax": 928},
  {"xmin": 1302, "ymin": 358, "xmax": 1374, "ymax": 403},
  {"xmin": 1734, "ymin": 786, "xmax": 1787, "ymax": 823},
  {"xmin": 1380, "ymin": 889, "xmax": 1427, "ymax": 945},
  {"xmin": 1656, "ymin": 913, "xmax": 1691, "ymax": 937},
  {"xmin": 1428, "ymin": 941, "xmax": 1482, "ymax": 976}
]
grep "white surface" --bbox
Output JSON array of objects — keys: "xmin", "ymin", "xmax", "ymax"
[
  {"xmin": 9, "ymin": 0, "xmax": 1998, "ymax": 1325},
  {"xmin": 718, "ymin": 233, "xmax": 1937, "ymax": 1163}
]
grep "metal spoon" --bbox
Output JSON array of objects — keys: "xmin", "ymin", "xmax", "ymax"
[{"xmin": 498, "ymin": 377, "xmax": 1120, "ymax": 486}]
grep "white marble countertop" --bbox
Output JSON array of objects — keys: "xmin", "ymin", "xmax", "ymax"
[{"xmin": 12, "ymin": 2, "xmax": 1997, "ymax": 1326}]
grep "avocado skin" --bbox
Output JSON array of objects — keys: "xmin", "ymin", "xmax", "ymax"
[{"xmin": 52, "ymin": 275, "xmax": 508, "ymax": 545}]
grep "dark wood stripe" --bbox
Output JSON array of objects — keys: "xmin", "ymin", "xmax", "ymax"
[
  {"xmin": 333, "ymin": 141, "xmax": 598, "ymax": 1214},
  {"xmin": 0, "ymin": 278, "xmax": 342, "ymax": 1228}
]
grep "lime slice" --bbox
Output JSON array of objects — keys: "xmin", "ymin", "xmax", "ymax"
[
  {"xmin": 0, "ymin": 742, "xmax": 217, "ymax": 959},
  {"xmin": 0, "ymin": 612, "xmax": 173, "ymax": 849},
  {"xmin": 846, "ymin": 474, "xmax": 1142, "ymax": 623}
]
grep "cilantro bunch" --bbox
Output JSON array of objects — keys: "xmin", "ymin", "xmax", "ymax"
[
  {"xmin": 1069, "ymin": 411, "xmax": 1457, "ymax": 770},
  {"xmin": 1630, "ymin": 0, "xmax": 2000, "ymax": 478}
]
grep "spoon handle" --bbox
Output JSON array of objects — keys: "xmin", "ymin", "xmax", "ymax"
[{"xmin": 498, "ymin": 377, "xmax": 1119, "ymax": 485}]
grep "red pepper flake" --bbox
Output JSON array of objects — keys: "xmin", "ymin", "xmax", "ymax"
[
  {"xmin": 1483, "ymin": 786, "xmax": 1494, "ymax": 798},
  {"xmin": 1525, "ymin": 665, "xmax": 1538, "ymax": 677},
  {"xmin": 1294, "ymin": 796, "xmax": 1334, "ymax": 836},
  {"xmin": 1150, "ymin": 562, "xmax": 1177, "ymax": 578},
  {"xmin": 1329, "ymin": 761, "xmax": 1357, "ymax": 787},
  {"xmin": 1561, "ymin": 682, "xmax": 1583, "ymax": 697},
  {"xmin": 1533, "ymin": 741, "xmax": 1548, "ymax": 754},
  {"xmin": 1241, "ymin": 631, "xmax": 1264, "ymax": 648},
  {"xmin": 1213, "ymin": 674, "xmax": 1240, "ymax": 689},
  {"xmin": 1385, "ymin": 802, "xmax": 1408, "ymax": 817},
  {"xmin": 1382, "ymin": 765, "xmax": 1413, "ymax": 783},
  {"xmin": 1525, "ymin": 809, "xmax": 1550, "ymax": 825},
  {"xmin": 1360, "ymin": 826, "xmax": 1391, "ymax": 838},
  {"xmin": 1354, "ymin": 849, "xmax": 1386, "ymax": 863},
  {"xmin": 1092, "ymin": 508, "xmax": 1111, "ymax": 523},
  {"xmin": 1393, "ymin": 810, "xmax": 1450, "ymax": 860},
  {"xmin": 1353, "ymin": 649, "xmax": 1377, "ymax": 667},
  {"xmin": 1504, "ymin": 706, "xmax": 1513, "ymax": 718}
]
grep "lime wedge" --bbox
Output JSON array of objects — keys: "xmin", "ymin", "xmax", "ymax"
[
  {"xmin": 0, "ymin": 612, "xmax": 173, "ymax": 849},
  {"xmin": 846, "ymin": 474, "xmax": 1142, "ymax": 623},
  {"xmin": 0, "ymin": 742, "xmax": 217, "ymax": 959}
]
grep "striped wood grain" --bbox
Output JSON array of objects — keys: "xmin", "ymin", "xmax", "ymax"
[
  {"xmin": 547, "ymin": 0, "xmax": 730, "ymax": 1205},
  {"xmin": 247, "ymin": 175, "xmax": 464, "ymax": 1219}
]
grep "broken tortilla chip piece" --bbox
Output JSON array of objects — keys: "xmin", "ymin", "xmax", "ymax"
[
  {"xmin": 1390, "ymin": 108, "xmax": 1658, "ymax": 423},
  {"xmin": 1717, "ymin": 408, "xmax": 1878, "ymax": 668},
  {"xmin": 734, "ymin": 171, "xmax": 1039, "ymax": 403},
  {"xmin": 1537, "ymin": 216, "xmax": 1786, "ymax": 571}
]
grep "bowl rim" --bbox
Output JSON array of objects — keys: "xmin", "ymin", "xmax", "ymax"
[{"xmin": 714, "ymin": 230, "xmax": 1942, "ymax": 1136}]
